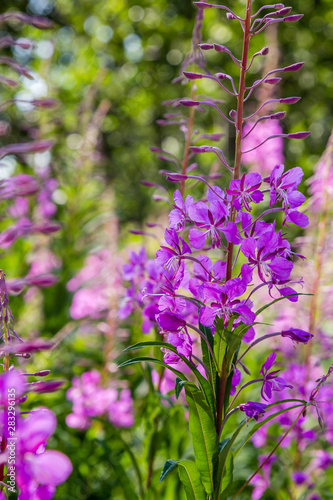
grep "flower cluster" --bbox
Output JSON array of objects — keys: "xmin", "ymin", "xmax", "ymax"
[{"xmin": 66, "ymin": 370, "xmax": 134, "ymax": 430}]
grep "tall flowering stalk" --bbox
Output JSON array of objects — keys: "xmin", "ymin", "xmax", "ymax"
[
  {"xmin": 121, "ymin": 2, "xmax": 318, "ymax": 499},
  {"xmin": 0, "ymin": 11, "xmax": 72, "ymax": 499}
]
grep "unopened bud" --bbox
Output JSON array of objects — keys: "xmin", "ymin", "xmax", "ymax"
[
  {"xmin": 264, "ymin": 77, "xmax": 282, "ymax": 84},
  {"xmin": 198, "ymin": 43, "xmax": 214, "ymax": 50},
  {"xmin": 283, "ymin": 62, "xmax": 305, "ymax": 72},
  {"xmin": 214, "ymin": 44, "xmax": 227, "ymax": 53},
  {"xmin": 288, "ymin": 131, "xmax": 311, "ymax": 139},
  {"xmin": 271, "ymin": 111, "xmax": 286, "ymax": 119},
  {"xmin": 190, "ymin": 146, "xmax": 209, "ymax": 153},
  {"xmin": 183, "ymin": 72, "xmax": 203, "ymax": 80},
  {"xmin": 284, "ymin": 14, "xmax": 303, "ymax": 22},
  {"xmin": 280, "ymin": 97, "xmax": 301, "ymax": 104},
  {"xmin": 179, "ymin": 100, "xmax": 200, "ymax": 107},
  {"xmin": 260, "ymin": 47, "xmax": 269, "ymax": 55},
  {"xmin": 165, "ymin": 173, "xmax": 188, "ymax": 181},
  {"xmin": 31, "ymin": 98, "xmax": 58, "ymax": 108},
  {"xmin": 35, "ymin": 370, "xmax": 51, "ymax": 377},
  {"xmin": 277, "ymin": 7, "xmax": 292, "ymax": 15},
  {"xmin": 215, "ymin": 73, "xmax": 227, "ymax": 80},
  {"xmin": 226, "ymin": 12, "xmax": 236, "ymax": 19},
  {"xmin": 229, "ymin": 109, "xmax": 237, "ymax": 118},
  {"xmin": 193, "ymin": 2, "xmax": 212, "ymax": 8}
]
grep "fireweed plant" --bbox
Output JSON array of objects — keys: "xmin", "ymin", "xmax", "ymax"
[
  {"xmin": 119, "ymin": 2, "xmax": 332, "ymax": 499},
  {"xmin": 0, "ymin": 11, "xmax": 72, "ymax": 499}
]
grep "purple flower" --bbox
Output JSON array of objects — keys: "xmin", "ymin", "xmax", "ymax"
[
  {"xmin": 265, "ymin": 164, "xmax": 309, "ymax": 227},
  {"xmin": 260, "ymin": 352, "xmax": 293, "ymax": 401},
  {"xmin": 230, "ymin": 368, "xmax": 241, "ymax": 395},
  {"xmin": 291, "ymin": 471, "xmax": 308, "ymax": 485},
  {"xmin": 0, "ymin": 174, "xmax": 39, "ymax": 199},
  {"xmin": 226, "ymin": 173, "xmax": 263, "ymax": 211},
  {"xmin": 156, "ymin": 310, "xmax": 193, "ymax": 364},
  {"xmin": 240, "ymin": 401, "xmax": 267, "ymax": 421},
  {"xmin": 188, "ymin": 200, "xmax": 237, "ymax": 249},
  {"xmin": 66, "ymin": 371, "xmax": 134, "ymax": 430},
  {"xmin": 189, "ymin": 255, "xmax": 226, "ymax": 299},
  {"xmin": 156, "ymin": 228, "xmax": 191, "ymax": 271},
  {"xmin": 15, "ymin": 407, "xmax": 72, "ymax": 499},
  {"xmin": 240, "ymin": 225, "xmax": 293, "ymax": 284},
  {"xmin": 281, "ymin": 328, "xmax": 313, "ymax": 344},
  {"xmin": 169, "ymin": 189, "xmax": 193, "ymax": 231},
  {"xmin": 199, "ymin": 278, "xmax": 255, "ymax": 327}
]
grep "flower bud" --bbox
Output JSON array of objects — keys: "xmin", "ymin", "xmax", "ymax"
[
  {"xmin": 276, "ymin": 7, "xmax": 292, "ymax": 15},
  {"xmin": 215, "ymin": 73, "xmax": 227, "ymax": 80},
  {"xmin": 179, "ymin": 100, "xmax": 200, "ymax": 107},
  {"xmin": 183, "ymin": 72, "xmax": 203, "ymax": 80},
  {"xmin": 279, "ymin": 97, "xmax": 301, "ymax": 104},
  {"xmin": 190, "ymin": 146, "xmax": 210, "ymax": 153},
  {"xmin": 264, "ymin": 77, "xmax": 282, "ymax": 84},
  {"xmin": 283, "ymin": 62, "xmax": 305, "ymax": 72},
  {"xmin": 31, "ymin": 98, "xmax": 58, "ymax": 108},
  {"xmin": 26, "ymin": 274, "xmax": 58, "ymax": 287},
  {"xmin": 165, "ymin": 173, "xmax": 188, "ymax": 181},
  {"xmin": 281, "ymin": 328, "xmax": 314, "ymax": 344},
  {"xmin": 229, "ymin": 109, "xmax": 237, "ymax": 118},
  {"xmin": 284, "ymin": 14, "xmax": 303, "ymax": 22},
  {"xmin": 260, "ymin": 47, "xmax": 269, "ymax": 55},
  {"xmin": 274, "ymin": 3, "xmax": 285, "ymax": 8},
  {"xmin": 31, "ymin": 380, "xmax": 63, "ymax": 393},
  {"xmin": 198, "ymin": 43, "xmax": 214, "ymax": 50},
  {"xmin": 193, "ymin": 2, "xmax": 212, "ymax": 8},
  {"xmin": 226, "ymin": 12, "xmax": 236, "ymax": 19},
  {"xmin": 288, "ymin": 132, "xmax": 311, "ymax": 139},
  {"xmin": 35, "ymin": 370, "xmax": 51, "ymax": 377},
  {"xmin": 271, "ymin": 111, "xmax": 286, "ymax": 119},
  {"xmin": 214, "ymin": 44, "xmax": 227, "ymax": 53}
]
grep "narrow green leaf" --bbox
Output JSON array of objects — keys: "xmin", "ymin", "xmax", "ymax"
[
  {"xmin": 159, "ymin": 459, "xmax": 179, "ymax": 483},
  {"xmin": 178, "ymin": 460, "xmax": 207, "ymax": 500},
  {"xmin": 118, "ymin": 356, "xmax": 189, "ymax": 381},
  {"xmin": 220, "ymin": 454, "xmax": 233, "ymax": 498},
  {"xmin": 199, "ymin": 322, "xmax": 217, "ymax": 390},
  {"xmin": 255, "ymin": 293, "xmax": 311, "ymax": 317},
  {"xmin": 214, "ymin": 419, "xmax": 246, "ymax": 499},
  {"xmin": 185, "ymin": 382, "xmax": 219, "ymax": 496},
  {"xmin": 123, "ymin": 342, "xmax": 216, "ymax": 415}
]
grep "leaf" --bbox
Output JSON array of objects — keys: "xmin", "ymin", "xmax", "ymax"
[
  {"xmin": 255, "ymin": 293, "xmax": 311, "ymax": 317},
  {"xmin": 118, "ymin": 356, "xmax": 189, "ymax": 382},
  {"xmin": 233, "ymin": 403, "xmax": 306, "ymax": 459},
  {"xmin": 185, "ymin": 382, "xmax": 219, "ymax": 496},
  {"xmin": 178, "ymin": 460, "xmax": 207, "ymax": 500},
  {"xmin": 218, "ymin": 438, "xmax": 230, "ymax": 453},
  {"xmin": 214, "ymin": 419, "xmax": 246, "ymax": 499},
  {"xmin": 220, "ymin": 454, "xmax": 233, "ymax": 498},
  {"xmin": 175, "ymin": 377, "xmax": 187, "ymax": 399},
  {"xmin": 159, "ymin": 459, "xmax": 179, "ymax": 483},
  {"xmin": 199, "ymin": 322, "xmax": 217, "ymax": 390},
  {"xmin": 123, "ymin": 341, "xmax": 216, "ymax": 415},
  {"xmin": 223, "ymin": 350, "xmax": 239, "ymax": 417}
]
